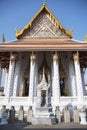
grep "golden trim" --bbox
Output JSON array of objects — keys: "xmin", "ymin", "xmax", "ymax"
[
  {"xmin": 16, "ymin": 4, "xmax": 73, "ymax": 39},
  {"xmin": 84, "ymin": 34, "xmax": 87, "ymax": 43}
]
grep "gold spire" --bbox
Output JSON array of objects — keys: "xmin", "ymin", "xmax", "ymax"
[
  {"xmin": 15, "ymin": 27, "xmax": 19, "ymax": 37},
  {"xmin": 84, "ymin": 34, "xmax": 87, "ymax": 43},
  {"xmin": 2, "ymin": 33, "xmax": 5, "ymax": 43},
  {"xmin": 70, "ymin": 27, "xmax": 74, "ymax": 36}
]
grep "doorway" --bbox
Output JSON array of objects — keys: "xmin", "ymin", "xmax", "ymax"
[{"xmin": 41, "ymin": 90, "xmax": 46, "ymax": 107}]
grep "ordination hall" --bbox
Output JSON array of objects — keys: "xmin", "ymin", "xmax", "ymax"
[{"xmin": 0, "ymin": 3, "xmax": 87, "ymax": 124}]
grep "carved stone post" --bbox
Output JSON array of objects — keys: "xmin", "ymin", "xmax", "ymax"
[
  {"xmin": 52, "ymin": 52, "xmax": 60, "ymax": 104},
  {"xmin": 29, "ymin": 53, "xmax": 36, "ymax": 105},
  {"xmin": 73, "ymin": 52, "xmax": 83, "ymax": 101},
  {"xmin": 5, "ymin": 52, "xmax": 16, "ymax": 101}
]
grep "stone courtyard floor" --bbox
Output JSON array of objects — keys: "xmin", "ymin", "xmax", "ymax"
[{"xmin": 0, "ymin": 122, "xmax": 87, "ymax": 130}]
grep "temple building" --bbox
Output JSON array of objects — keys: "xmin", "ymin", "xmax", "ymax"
[{"xmin": 0, "ymin": 3, "xmax": 87, "ymax": 113}]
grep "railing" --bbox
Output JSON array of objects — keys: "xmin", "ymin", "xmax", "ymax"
[
  {"xmin": 0, "ymin": 96, "xmax": 5, "ymax": 102},
  {"xmin": 10, "ymin": 97, "xmax": 29, "ymax": 103},
  {"xmin": 60, "ymin": 96, "xmax": 77, "ymax": 102}
]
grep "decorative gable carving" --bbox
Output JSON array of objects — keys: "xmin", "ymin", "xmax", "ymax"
[
  {"xmin": 16, "ymin": 4, "xmax": 72, "ymax": 39},
  {"xmin": 21, "ymin": 13, "xmax": 69, "ymax": 39},
  {"xmin": 32, "ymin": 24, "xmax": 57, "ymax": 37}
]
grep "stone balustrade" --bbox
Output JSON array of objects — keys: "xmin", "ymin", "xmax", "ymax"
[{"xmin": 10, "ymin": 97, "xmax": 29, "ymax": 103}]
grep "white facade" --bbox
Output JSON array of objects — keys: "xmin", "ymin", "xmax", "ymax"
[{"xmin": 0, "ymin": 51, "xmax": 87, "ymax": 111}]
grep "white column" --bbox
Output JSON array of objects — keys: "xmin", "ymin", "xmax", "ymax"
[
  {"xmin": 5, "ymin": 53, "xmax": 16, "ymax": 101},
  {"xmin": 13, "ymin": 53, "xmax": 22, "ymax": 96},
  {"xmin": 52, "ymin": 52, "xmax": 60, "ymax": 104},
  {"xmin": 0, "ymin": 63, "xmax": 2, "ymax": 87},
  {"xmin": 69, "ymin": 61, "xmax": 77, "ymax": 96},
  {"xmin": 81, "ymin": 68, "xmax": 86, "ymax": 96},
  {"xmin": 4, "ymin": 69, "xmax": 8, "ymax": 95},
  {"xmin": 29, "ymin": 53, "xmax": 36, "ymax": 105},
  {"xmin": 34, "ymin": 56, "xmax": 38, "ymax": 97},
  {"xmin": 73, "ymin": 52, "xmax": 83, "ymax": 101}
]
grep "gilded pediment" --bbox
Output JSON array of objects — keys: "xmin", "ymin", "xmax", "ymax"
[{"xmin": 16, "ymin": 4, "xmax": 73, "ymax": 39}]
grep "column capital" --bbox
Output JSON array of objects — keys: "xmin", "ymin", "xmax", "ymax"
[
  {"xmin": 10, "ymin": 52, "xmax": 17, "ymax": 62},
  {"xmin": 5, "ymin": 68, "xmax": 9, "ymax": 73},
  {"xmin": 53, "ymin": 52, "xmax": 59, "ymax": 62},
  {"xmin": 30, "ymin": 53, "xmax": 36, "ymax": 62},
  {"xmin": 73, "ymin": 52, "xmax": 79, "ymax": 62}
]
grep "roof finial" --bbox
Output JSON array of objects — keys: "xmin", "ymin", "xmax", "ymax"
[
  {"xmin": 70, "ymin": 27, "xmax": 74, "ymax": 37},
  {"xmin": 15, "ymin": 27, "xmax": 19, "ymax": 34},
  {"xmin": 2, "ymin": 33, "xmax": 5, "ymax": 43},
  {"xmin": 43, "ymin": 0, "xmax": 46, "ymax": 5},
  {"xmin": 84, "ymin": 34, "xmax": 87, "ymax": 43}
]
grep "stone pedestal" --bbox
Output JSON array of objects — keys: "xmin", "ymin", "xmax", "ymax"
[
  {"xmin": 27, "ymin": 106, "xmax": 33, "ymax": 122},
  {"xmin": 64, "ymin": 106, "xmax": 70, "ymax": 123},
  {"xmin": 55, "ymin": 106, "xmax": 61, "ymax": 123},
  {"xmin": 79, "ymin": 112, "xmax": 87, "ymax": 125},
  {"xmin": 32, "ymin": 107, "xmax": 56, "ymax": 125},
  {"xmin": 73, "ymin": 106, "xmax": 79, "ymax": 123},
  {"xmin": 9, "ymin": 106, "xmax": 15, "ymax": 123},
  {"xmin": 18, "ymin": 106, "xmax": 24, "ymax": 121},
  {"xmin": 0, "ymin": 105, "xmax": 8, "ymax": 125}
]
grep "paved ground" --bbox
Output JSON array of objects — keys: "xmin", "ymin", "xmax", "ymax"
[{"xmin": 0, "ymin": 122, "xmax": 87, "ymax": 130}]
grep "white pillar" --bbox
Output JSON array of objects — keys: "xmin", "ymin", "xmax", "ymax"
[
  {"xmin": 52, "ymin": 52, "xmax": 60, "ymax": 104},
  {"xmin": 29, "ymin": 53, "xmax": 36, "ymax": 105},
  {"xmin": 34, "ymin": 56, "xmax": 38, "ymax": 97},
  {"xmin": 0, "ymin": 63, "xmax": 2, "ymax": 87},
  {"xmin": 81, "ymin": 68, "xmax": 86, "ymax": 96},
  {"xmin": 5, "ymin": 53, "xmax": 16, "ymax": 101},
  {"xmin": 69, "ymin": 61, "xmax": 77, "ymax": 96},
  {"xmin": 4, "ymin": 69, "xmax": 8, "ymax": 95},
  {"xmin": 13, "ymin": 53, "xmax": 22, "ymax": 96},
  {"xmin": 73, "ymin": 52, "xmax": 83, "ymax": 101}
]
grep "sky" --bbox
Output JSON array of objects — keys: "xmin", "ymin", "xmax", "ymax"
[{"xmin": 0, "ymin": 0, "xmax": 87, "ymax": 84}]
